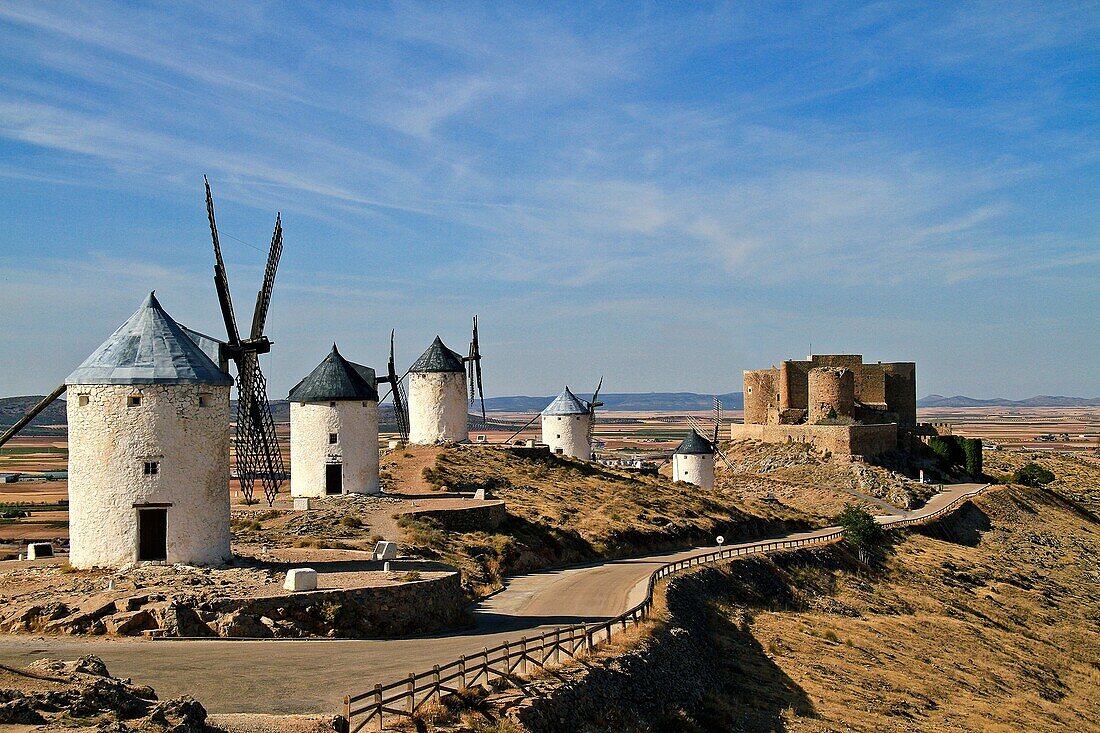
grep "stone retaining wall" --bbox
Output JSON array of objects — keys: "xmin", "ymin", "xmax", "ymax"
[
  {"xmin": 402, "ymin": 501, "xmax": 508, "ymax": 531},
  {"xmin": 730, "ymin": 422, "xmax": 897, "ymax": 458}
]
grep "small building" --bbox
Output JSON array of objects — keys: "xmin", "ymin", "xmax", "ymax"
[
  {"xmin": 65, "ymin": 292, "xmax": 233, "ymax": 569},
  {"xmin": 408, "ymin": 336, "xmax": 468, "ymax": 445},
  {"xmin": 541, "ymin": 387, "xmax": 592, "ymax": 460},
  {"xmin": 288, "ymin": 345, "xmax": 380, "ymax": 497},
  {"xmin": 673, "ymin": 430, "xmax": 715, "ymax": 489}
]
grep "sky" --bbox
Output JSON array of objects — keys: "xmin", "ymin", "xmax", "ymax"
[{"xmin": 0, "ymin": 1, "xmax": 1097, "ymax": 400}]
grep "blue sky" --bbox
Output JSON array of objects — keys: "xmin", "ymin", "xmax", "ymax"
[{"xmin": 0, "ymin": 1, "xmax": 1096, "ymax": 399}]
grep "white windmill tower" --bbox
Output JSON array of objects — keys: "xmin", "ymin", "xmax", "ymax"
[
  {"xmin": 65, "ymin": 292, "xmax": 233, "ymax": 569},
  {"xmin": 406, "ymin": 318, "xmax": 485, "ymax": 445},
  {"xmin": 540, "ymin": 379, "xmax": 603, "ymax": 460},
  {"xmin": 288, "ymin": 344, "xmax": 380, "ymax": 497},
  {"xmin": 675, "ymin": 398, "xmax": 736, "ymax": 489}
]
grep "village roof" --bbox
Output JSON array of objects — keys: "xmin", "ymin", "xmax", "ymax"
[
  {"xmin": 66, "ymin": 292, "xmax": 233, "ymax": 386},
  {"xmin": 542, "ymin": 386, "xmax": 590, "ymax": 416},
  {"xmin": 674, "ymin": 429, "xmax": 714, "ymax": 455},
  {"xmin": 288, "ymin": 344, "xmax": 378, "ymax": 402},
  {"xmin": 409, "ymin": 336, "xmax": 465, "ymax": 373}
]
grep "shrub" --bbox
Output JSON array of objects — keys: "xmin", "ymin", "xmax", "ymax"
[
  {"xmin": 399, "ymin": 570, "xmax": 422, "ymax": 582},
  {"xmin": 835, "ymin": 503, "xmax": 893, "ymax": 563},
  {"xmin": 962, "ymin": 437, "xmax": 983, "ymax": 476},
  {"xmin": 1012, "ymin": 462, "xmax": 1055, "ymax": 487},
  {"xmin": 340, "ymin": 515, "xmax": 363, "ymax": 529}
]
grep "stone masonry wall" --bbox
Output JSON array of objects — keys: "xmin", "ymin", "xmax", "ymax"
[
  {"xmin": 290, "ymin": 400, "xmax": 379, "ymax": 497},
  {"xmin": 403, "ymin": 501, "xmax": 508, "ymax": 532},
  {"xmin": 67, "ymin": 383, "xmax": 230, "ymax": 569},
  {"xmin": 730, "ymin": 422, "xmax": 897, "ymax": 458},
  {"xmin": 743, "ymin": 368, "xmax": 779, "ymax": 425},
  {"xmin": 807, "ymin": 367, "xmax": 855, "ymax": 423},
  {"xmin": 409, "ymin": 371, "xmax": 468, "ymax": 444}
]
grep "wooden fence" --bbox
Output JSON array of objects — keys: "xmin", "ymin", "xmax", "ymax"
[{"xmin": 340, "ymin": 485, "xmax": 988, "ymax": 732}]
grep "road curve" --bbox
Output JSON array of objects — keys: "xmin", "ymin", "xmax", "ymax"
[{"xmin": 0, "ymin": 483, "xmax": 983, "ymax": 714}]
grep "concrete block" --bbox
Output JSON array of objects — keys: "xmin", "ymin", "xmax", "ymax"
[
  {"xmin": 26, "ymin": 542, "xmax": 53, "ymax": 560},
  {"xmin": 293, "ymin": 497, "xmax": 312, "ymax": 511},
  {"xmin": 373, "ymin": 541, "xmax": 398, "ymax": 560},
  {"xmin": 283, "ymin": 568, "xmax": 318, "ymax": 592},
  {"xmin": 473, "ymin": 488, "xmax": 486, "ymax": 501}
]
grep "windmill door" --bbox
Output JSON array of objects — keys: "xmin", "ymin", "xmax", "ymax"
[
  {"xmin": 325, "ymin": 463, "xmax": 342, "ymax": 495},
  {"xmin": 137, "ymin": 508, "xmax": 168, "ymax": 561}
]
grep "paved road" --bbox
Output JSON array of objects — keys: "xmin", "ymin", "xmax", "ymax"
[{"xmin": 0, "ymin": 483, "xmax": 983, "ymax": 714}]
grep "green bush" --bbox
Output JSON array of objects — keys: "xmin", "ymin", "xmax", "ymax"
[
  {"xmin": 961, "ymin": 437, "xmax": 983, "ymax": 476},
  {"xmin": 1012, "ymin": 462, "xmax": 1055, "ymax": 487},
  {"xmin": 835, "ymin": 503, "xmax": 893, "ymax": 563}
]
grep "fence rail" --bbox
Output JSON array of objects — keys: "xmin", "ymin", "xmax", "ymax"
[{"xmin": 341, "ymin": 485, "xmax": 988, "ymax": 732}]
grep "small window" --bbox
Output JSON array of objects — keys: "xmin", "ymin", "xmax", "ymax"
[
  {"xmin": 747, "ymin": 387, "xmax": 752, "ymax": 394},
  {"xmin": 556, "ymin": 434, "xmax": 561, "ymax": 439},
  {"xmin": 329, "ymin": 433, "xmax": 338, "ymax": 444},
  {"xmin": 330, "ymin": 401, "xmax": 337, "ymax": 407},
  {"xmin": 362, "ymin": 401, "xmax": 368, "ymax": 407},
  {"xmin": 128, "ymin": 395, "xmax": 142, "ymax": 407},
  {"xmin": 198, "ymin": 394, "xmax": 209, "ymax": 407},
  {"xmin": 78, "ymin": 394, "xmax": 89, "ymax": 406},
  {"xmin": 143, "ymin": 461, "xmax": 159, "ymax": 475}
]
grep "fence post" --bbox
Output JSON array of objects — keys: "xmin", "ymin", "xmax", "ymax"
[
  {"xmin": 373, "ymin": 684, "xmax": 382, "ymax": 733},
  {"xmin": 406, "ymin": 673, "xmax": 415, "ymax": 714},
  {"xmin": 504, "ymin": 641, "xmax": 511, "ymax": 675},
  {"xmin": 460, "ymin": 655, "xmax": 467, "ymax": 688},
  {"xmin": 433, "ymin": 665, "xmax": 441, "ymax": 701},
  {"xmin": 482, "ymin": 647, "xmax": 489, "ymax": 686},
  {"xmin": 341, "ymin": 695, "xmax": 351, "ymax": 733},
  {"xmin": 554, "ymin": 627, "xmax": 561, "ymax": 664},
  {"xmin": 521, "ymin": 637, "xmax": 528, "ymax": 675}
]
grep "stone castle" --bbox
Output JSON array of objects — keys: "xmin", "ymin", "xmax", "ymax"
[{"xmin": 731, "ymin": 354, "xmax": 919, "ymax": 458}]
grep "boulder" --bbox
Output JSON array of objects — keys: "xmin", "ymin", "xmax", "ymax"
[
  {"xmin": 373, "ymin": 541, "xmax": 398, "ymax": 560},
  {"xmin": 26, "ymin": 542, "xmax": 53, "ymax": 560},
  {"xmin": 149, "ymin": 695, "xmax": 208, "ymax": 732},
  {"xmin": 215, "ymin": 611, "xmax": 272, "ymax": 639},
  {"xmin": 283, "ymin": 568, "xmax": 318, "ymax": 592},
  {"xmin": 103, "ymin": 610, "xmax": 155, "ymax": 636}
]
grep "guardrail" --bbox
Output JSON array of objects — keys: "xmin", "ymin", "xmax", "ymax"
[{"xmin": 340, "ymin": 485, "xmax": 988, "ymax": 732}]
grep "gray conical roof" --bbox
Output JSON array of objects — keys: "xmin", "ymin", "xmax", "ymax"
[
  {"xmin": 288, "ymin": 345, "xmax": 378, "ymax": 402},
  {"xmin": 66, "ymin": 292, "xmax": 232, "ymax": 386},
  {"xmin": 674, "ymin": 429, "xmax": 714, "ymax": 455},
  {"xmin": 542, "ymin": 386, "xmax": 590, "ymax": 416},
  {"xmin": 410, "ymin": 336, "xmax": 465, "ymax": 373}
]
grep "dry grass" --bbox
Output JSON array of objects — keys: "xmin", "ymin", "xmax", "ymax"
[
  {"xmin": 701, "ymin": 479, "xmax": 1100, "ymax": 732},
  {"xmin": 394, "ymin": 445, "xmax": 816, "ymax": 595}
]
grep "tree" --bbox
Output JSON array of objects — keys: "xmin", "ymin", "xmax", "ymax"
[
  {"xmin": 835, "ymin": 503, "xmax": 892, "ymax": 564},
  {"xmin": 1012, "ymin": 462, "xmax": 1055, "ymax": 487}
]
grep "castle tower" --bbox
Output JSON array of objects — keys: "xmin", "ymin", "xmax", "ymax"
[
  {"xmin": 288, "ymin": 345, "xmax": 379, "ymax": 497},
  {"xmin": 672, "ymin": 429, "xmax": 715, "ymax": 489},
  {"xmin": 65, "ymin": 292, "xmax": 233, "ymax": 569},
  {"xmin": 807, "ymin": 366, "xmax": 855, "ymax": 423},
  {"xmin": 541, "ymin": 387, "xmax": 592, "ymax": 459},
  {"xmin": 408, "ymin": 336, "xmax": 468, "ymax": 445}
]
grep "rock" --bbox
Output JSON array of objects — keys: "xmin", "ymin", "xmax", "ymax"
[
  {"xmin": 0, "ymin": 696, "xmax": 45, "ymax": 724},
  {"xmin": 79, "ymin": 595, "xmax": 119, "ymax": 621},
  {"xmin": 103, "ymin": 610, "xmax": 155, "ymax": 635},
  {"xmin": 283, "ymin": 568, "xmax": 318, "ymax": 592},
  {"xmin": 116, "ymin": 595, "xmax": 149, "ymax": 613},
  {"xmin": 149, "ymin": 695, "xmax": 208, "ymax": 732},
  {"xmin": 372, "ymin": 541, "xmax": 398, "ymax": 560},
  {"xmin": 215, "ymin": 611, "xmax": 272, "ymax": 638},
  {"xmin": 26, "ymin": 542, "xmax": 53, "ymax": 560},
  {"xmin": 149, "ymin": 602, "xmax": 214, "ymax": 637}
]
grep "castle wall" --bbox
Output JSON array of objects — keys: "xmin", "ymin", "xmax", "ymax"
[
  {"xmin": 673, "ymin": 453, "xmax": 715, "ymax": 489},
  {"xmin": 729, "ymin": 422, "xmax": 897, "ymax": 458},
  {"xmin": 743, "ymin": 369, "xmax": 779, "ymax": 425},
  {"xmin": 66, "ymin": 383, "xmax": 230, "ymax": 569},
  {"xmin": 409, "ymin": 371, "xmax": 469, "ymax": 444},
  {"xmin": 290, "ymin": 400, "xmax": 379, "ymax": 497},
  {"xmin": 882, "ymin": 362, "xmax": 917, "ymax": 426},
  {"xmin": 541, "ymin": 413, "xmax": 592, "ymax": 459},
  {"xmin": 807, "ymin": 367, "xmax": 855, "ymax": 422},
  {"xmin": 780, "ymin": 361, "xmax": 809, "ymax": 411}
]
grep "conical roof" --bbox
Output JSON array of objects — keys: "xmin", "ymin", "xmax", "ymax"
[
  {"xmin": 409, "ymin": 336, "xmax": 465, "ymax": 373},
  {"xmin": 288, "ymin": 344, "xmax": 378, "ymax": 402},
  {"xmin": 66, "ymin": 292, "xmax": 232, "ymax": 386},
  {"xmin": 674, "ymin": 429, "xmax": 714, "ymax": 455},
  {"xmin": 542, "ymin": 386, "xmax": 590, "ymax": 416}
]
